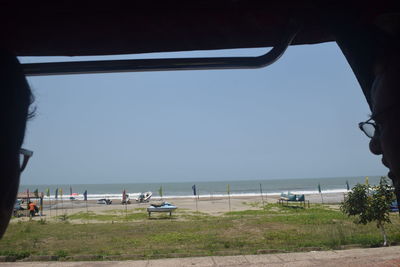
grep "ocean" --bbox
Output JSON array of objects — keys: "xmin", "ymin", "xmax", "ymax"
[{"xmin": 19, "ymin": 176, "xmax": 385, "ymax": 201}]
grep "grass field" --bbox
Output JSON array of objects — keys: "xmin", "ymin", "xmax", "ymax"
[{"xmin": 1, "ymin": 204, "xmax": 399, "ymax": 261}]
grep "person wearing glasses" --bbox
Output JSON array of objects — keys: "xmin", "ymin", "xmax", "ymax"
[
  {"xmin": 0, "ymin": 51, "xmax": 34, "ymax": 238},
  {"xmin": 333, "ymin": 13, "xmax": 400, "ymax": 213},
  {"xmin": 358, "ymin": 51, "xmax": 400, "ymax": 212}
]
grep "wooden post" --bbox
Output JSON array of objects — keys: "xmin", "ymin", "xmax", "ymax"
[
  {"xmin": 227, "ymin": 185, "xmax": 231, "ymax": 212},
  {"xmin": 61, "ymin": 195, "xmax": 64, "ymax": 216},
  {"xmin": 49, "ymin": 197, "xmax": 52, "ymax": 217},
  {"xmin": 195, "ymin": 194, "xmax": 198, "ymax": 212},
  {"xmin": 259, "ymin": 183, "xmax": 265, "ymax": 207},
  {"xmin": 39, "ymin": 194, "xmax": 43, "ymax": 216},
  {"xmin": 125, "ymin": 202, "xmax": 127, "ymax": 217}
]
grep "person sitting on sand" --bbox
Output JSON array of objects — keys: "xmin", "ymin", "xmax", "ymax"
[{"xmin": 28, "ymin": 202, "xmax": 36, "ymax": 218}]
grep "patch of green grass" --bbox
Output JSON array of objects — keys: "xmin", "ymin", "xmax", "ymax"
[
  {"xmin": 124, "ymin": 213, "xmax": 148, "ymax": 220},
  {"xmin": 67, "ymin": 211, "xmax": 117, "ymax": 221},
  {"xmin": 180, "ymin": 211, "xmax": 212, "ymax": 220},
  {"xmin": 102, "ymin": 209, "xmax": 126, "ymax": 214},
  {"xmin": 66, "ymin": 211, "xmax": 148, "ymax": 221},
  {"xmin": 1, "ymin": 205, "xmax": 400, "ymax": 261},
  {"xmin": 103, "ymin": 208, "xmax": 147, "ymax": 214},
  {"xmin": 225, "ymin": 209, "xmax": 265, "ymax": 216}
]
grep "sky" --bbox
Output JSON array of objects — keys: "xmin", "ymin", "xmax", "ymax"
[{"xmin": 19, "ymin": 42, "xmax": 388, "ymax": 185}]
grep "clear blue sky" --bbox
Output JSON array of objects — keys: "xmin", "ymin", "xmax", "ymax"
[{"xmin": 19, "ymin": 42, "xmax": 387, "ymax": 185}]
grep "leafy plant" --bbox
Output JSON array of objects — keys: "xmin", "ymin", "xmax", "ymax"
[{"xmin": 341, "ymin": 177, "xmax": 394, "ymax": 246}]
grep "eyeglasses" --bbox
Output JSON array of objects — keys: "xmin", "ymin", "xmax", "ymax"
[
  {"xmin": 358, "ymin": 118, "xmax": 378, "ymax": 138},
  {"xmin": 359, "ymin": 104, "xmax": 400, "ymax": 138},
  {"xmin": 20, "ymin": 148, "xmax": 33, "ymax": 173}
]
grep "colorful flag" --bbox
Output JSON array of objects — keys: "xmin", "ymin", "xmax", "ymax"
[
  {"xmin": 158, "ymin": 186, "xmax": 163, "ymax": 198},
  {"xmin": 192, "ymin": 185, "xmax": 197, "ymax": 196},
  {"xmin": 318, "ymin": 183, "xmax": 321, "ymax": 194},
  {"xmin": 55, "ymin": 188, "xmax": 58, "ymax": 199},
  {"xmin": 70, "ymin": 186, "xmax": 73, "ymax": 196},
  {"xmin": 34, "ymin": 189, "xmax": 39, "ymax": 198},
  {"xmin": 59, "ymin": 188, "xmax": 63, "ymax": 197},
  {"xmin": 46, "ymin": 188, "xmax": 50, "ymax": 197},
  {"xmin": 365, "ymin": 176, "xmax": 369, "ymax": 185},
  {"xmin": 227, "ymin": 184, "xmax": 230, "ymax": 195},
  {"xmin": 83, "ymin": 190, "xmax": 87, "ymax": 201},
  {"xmin": 346, "ymin": 180, "xmax": 350, "ymax": 191}
]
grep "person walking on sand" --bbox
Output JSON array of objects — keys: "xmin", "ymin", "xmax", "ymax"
[{"xmin": 28, "ymin": 201, "xmax": 36, "ymax": 218}]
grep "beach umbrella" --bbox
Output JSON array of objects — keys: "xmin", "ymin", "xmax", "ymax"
[
  {"xmin": 192, "ymin": 185, "xmax": 197, "ymax": 196},
  {"xmin": 346, "ymin": 180, "xmax": 350, "ymax": 191}
]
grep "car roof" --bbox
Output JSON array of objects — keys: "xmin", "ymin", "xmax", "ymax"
[{"xmin": 2, "ymin": 1, "xmax": 396, "ymax": 57}]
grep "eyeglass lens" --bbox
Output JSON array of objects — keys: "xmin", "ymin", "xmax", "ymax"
[
  {"xmin": 19, "ymin": 153, "xmax": 26, "ymax": 166},
  {"xmin": 362, "ymin": 123, "xmax": 375, "ymax": 138}
]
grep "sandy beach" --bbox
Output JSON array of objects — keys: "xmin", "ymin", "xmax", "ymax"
[{"xmin": 13, "ymin": 192, "xmax": 346, "ymax": 221}]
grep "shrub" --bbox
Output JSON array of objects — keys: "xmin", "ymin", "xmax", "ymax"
[{"xmin": 341, "ymin": 177, "xmax": 394, "ymax": 246}]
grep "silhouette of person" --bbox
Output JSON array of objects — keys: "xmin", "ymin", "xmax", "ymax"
[{"xmin": 0, "ymin": 51, "xmax": 34, "ymax": 237}]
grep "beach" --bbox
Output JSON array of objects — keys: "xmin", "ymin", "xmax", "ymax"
[{"xmin": 14, "ymin": 192, "xmax": 346, "ymax": 221}]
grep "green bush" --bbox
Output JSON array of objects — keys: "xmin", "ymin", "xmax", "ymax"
[{"xmin": 341, "ymin": 177, "xmax": 394, "ymax": 246}]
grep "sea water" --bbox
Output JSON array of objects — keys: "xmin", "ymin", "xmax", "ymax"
[{"xmin": 19, "ymin": 176, "xmax": 385, "ymax": 201}]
